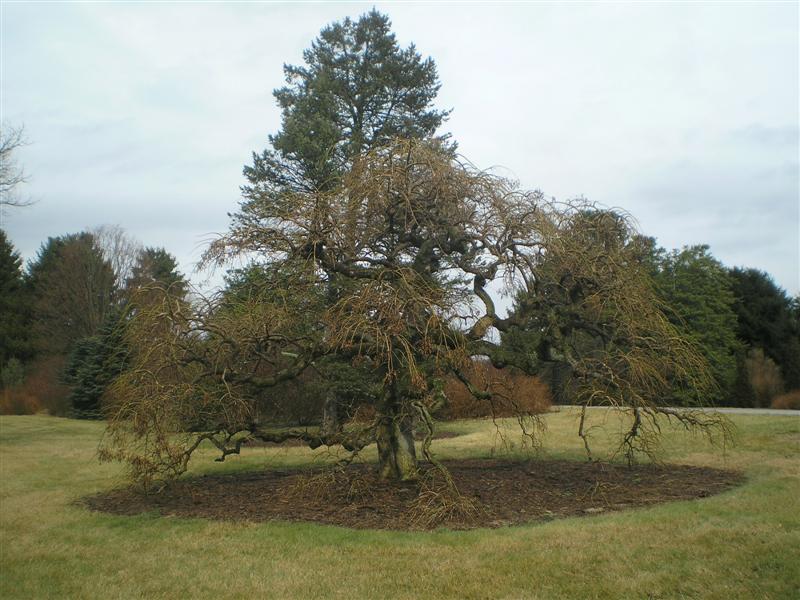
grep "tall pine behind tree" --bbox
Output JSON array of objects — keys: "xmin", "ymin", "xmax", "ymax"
[
  {"xmin": 242, "ymin": 9, "xmax": 450, "ymax": 199},
  {"xmin": 0, "ymin": 230, "xmax": 31, "ymax": 371},
  {"xmin": 225, "ymin": 10, "xmax": 452, "ymax": 429}
]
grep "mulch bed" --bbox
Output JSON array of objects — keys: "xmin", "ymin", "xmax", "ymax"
[
  {"xmin": 243, "ymin": 430, "xmax": 459, "ymax": 448},
  {"xmin": 82, "ymin": 459, "xmax": 743, "ymax": 531}
]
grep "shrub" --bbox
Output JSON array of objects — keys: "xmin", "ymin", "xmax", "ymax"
[
  {"xmin": 745, "ymin": 348, "xmax": 784, "ymax": 408},
  {"xmin": 0, "ymin": 356, "xmax": 71, "ymax": 416},
  {"xmin": 442, "ymin": 360, "xmax": 551, "ymax": 419},
  {"xmin": 0, "ymin": 388, "xmax": 41, "ymax": 415},
  {"xmin": 771, "ymin": 389, "xmax": 800, "ymax": 410}
]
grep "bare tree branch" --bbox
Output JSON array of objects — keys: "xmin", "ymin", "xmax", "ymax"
[{"xmin": 0, "ymin": 124, "xmax": 33, "ymax": 212}]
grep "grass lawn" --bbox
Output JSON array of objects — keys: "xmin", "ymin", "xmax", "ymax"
[{"xmin": 1, "ymin": 408, "xmax": 798, "ymax": 599}]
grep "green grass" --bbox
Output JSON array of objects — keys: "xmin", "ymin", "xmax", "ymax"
[{"xmin": 1, "ymin": 409, "xmax": 798, "ymax": 599}]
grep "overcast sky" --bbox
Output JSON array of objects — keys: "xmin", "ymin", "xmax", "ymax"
[{"xmin": 2, "ymin": 1, "xmax": 798, "ymax": 295}]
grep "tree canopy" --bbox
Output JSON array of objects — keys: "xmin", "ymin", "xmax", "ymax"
[
  {"xmin": 243, "ymin": 9, "xmax": 449, "ymax": 196},
  {"xmin": 98, "ymin": 11, "xmax": 727, "ymax": 494},
  {"xmin": 651, "ymin": 245, "xmax": 741, "ymax": 404},
  {"xmin": 125, "ymin": 246, "xmax": 187, "ymax": 298},
  {"xmin": 27, "ymin": 233, "xmax": 117, "ymax": 356},
  {"xmin": 729, "ymin": 267, "xmax": 800, "ymax": 390},
  {"xmin": 63, "ymin": 306, "xmax": 129, "ymax": 418},
  {"xmin": 63, "ymin": 245, "xmax": 187, "ymax": 418},
  {"xmin": 102, "ymin": 141, "xmax": 726, "ymax": 488},
  {"xmin": 0, "ymin": 230, "xmax": 31, "ymax": 368}
]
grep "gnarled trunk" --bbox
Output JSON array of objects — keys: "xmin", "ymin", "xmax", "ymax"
[{"xmin": 376, "ymin": 414, "xmax": 418, "ymax": 481}]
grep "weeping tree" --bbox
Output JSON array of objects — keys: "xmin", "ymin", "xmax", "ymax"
[
  {"xmin": 101, "ymin": 140, "xmax": 728, "ymax": 489},
  {"xmin": 500, "ymin": 211, "xmax": 733, "ymax": 458}
]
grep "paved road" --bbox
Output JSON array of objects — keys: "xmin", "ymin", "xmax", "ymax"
[
  {"xmin": 553, "ymin": 405, "xmax": 800, "ymax": 417},
  {"xmin": 688, "ymin": 407, "xmax": 799, "ymax": 416}
]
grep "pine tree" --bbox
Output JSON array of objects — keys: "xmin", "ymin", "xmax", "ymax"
[
  {"xmin": 243, "ymin": 9, "xmax": 450, "ymax": 197},
  {"xmin": 231, "ymin": 11, "xmax": 451, "ymax": 431},
  {"xmin": 653, "ymin": 246, "xmax": 741, "ymax": 404},
  {"xmin": 63, "ymin": 306, "xmax": 129, "ymax": 418},
  {"xmin": 0, "ymin": 230, "xmax": 31, "ymax": 369},
  {"xmin": 126, "ymin": 247, "xmax": 184, "ymax": 291},
  {"xmin": 64, "ymin": 247, "xmax": 187, "ymax": 418},
  {"xmin": 729, "ymin": 268, "xmax": 800, "ymax": 390},
  {"xmin": 27, "ymin": 233, "xmax": 117, "ymax": 356}
]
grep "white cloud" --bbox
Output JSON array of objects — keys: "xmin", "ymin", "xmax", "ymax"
[{"xmin": 2, "ymin": 2, "xmax": 798, "ymax": 293}]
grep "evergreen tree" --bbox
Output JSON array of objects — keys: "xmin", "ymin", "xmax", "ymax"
[
  {"xmin": 64, "ymin": 247, "xmax": 187, "ymax": 418},
  {"xmin": 25, "ymin": 232, "xmax": 117, "ymax": 417},
  {"xmin": 27, "ymin": 232, "xmax": 117, "ymax": 356},
  {"xmin": 126, "ymin": 247, "xmax": 186, "ymax": 295},
  {"xmin": 63, "ymin": 306, "xmax": 129, "ymax": 418},
  {"xmin": 243, "ymin": 9, "xmax": 450, "ymax": 197},
  {"xmin": 231, "ymin": 11, "xmax": 451, "ymax": 429},
  {"xmin": 653, "ymin": 246, "xmax": 741, "ymax": 404},
  {"xmin": 0, "ymin": 230, "xmax": 31, "ymax": 369},
  {"xmin": 503, "ymin": 232, "xmax": 743, "ymax": 406},
  {"xmin": 0, "ymin": 357, "xmax": 24, "ymax": 389},
  {"xmin": 729, "ymin": 351, "xmax": 756, "ymax": 407},
  {"xmin": 500, "ymin": 211, "xmax": 665, "ymax": 404},
  {"xmin": 729, "ymin": 268, "xmax": 800, "ymax": 390}
]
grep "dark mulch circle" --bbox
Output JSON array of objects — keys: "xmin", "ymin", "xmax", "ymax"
[
  {"xmin": 82, "ymin": 459, "xmax": 743, "ymax": 531},
  {"xmin": 243, "ymin": 430, "xmax": 459, "ymax": 448}
]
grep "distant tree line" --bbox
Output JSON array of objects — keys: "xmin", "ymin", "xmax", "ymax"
[
  {"xmin": 1, "ymin": 8, "xmax": 797, "ymax": 419},
  {"xmin": 505, "ymin": 229, "xmax": 799, "ymax": 409},
  {"xmin": 648, "ymin": 245, "xmax": 799, "ymax": 407},
  {"xmin": 2, "ymin": 222, "xmax": 796, "ymax": 416},
  {"xmin": 0, "ymin": 227, "xmax": 187, "ymax": 417}
]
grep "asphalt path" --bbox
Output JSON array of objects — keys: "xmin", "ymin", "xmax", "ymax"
[{"xmin": 553, "ymin": 405, "xmax": 799, "ymax": 417}]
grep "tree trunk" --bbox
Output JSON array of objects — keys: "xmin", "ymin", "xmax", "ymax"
[
  {"xmin": 321, "ymin": 388, "xmax": 340, "ymax": 437},
  {"xmin": 376, "ymin": 414, "xmax": 418, "ymax": 481}
]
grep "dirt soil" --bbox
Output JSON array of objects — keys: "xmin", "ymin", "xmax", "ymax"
[{"xmin": 83, "ymin": 459, "xmax": 742, "ymax": 531}]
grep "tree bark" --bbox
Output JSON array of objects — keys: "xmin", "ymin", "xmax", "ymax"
[
  {"xmin": 321, "ymin": 388, "xmax": 340, "ymax": 437},
  {"xmin": 376, "ymin": 414, "xmax": 418, "ymax": 481}
]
